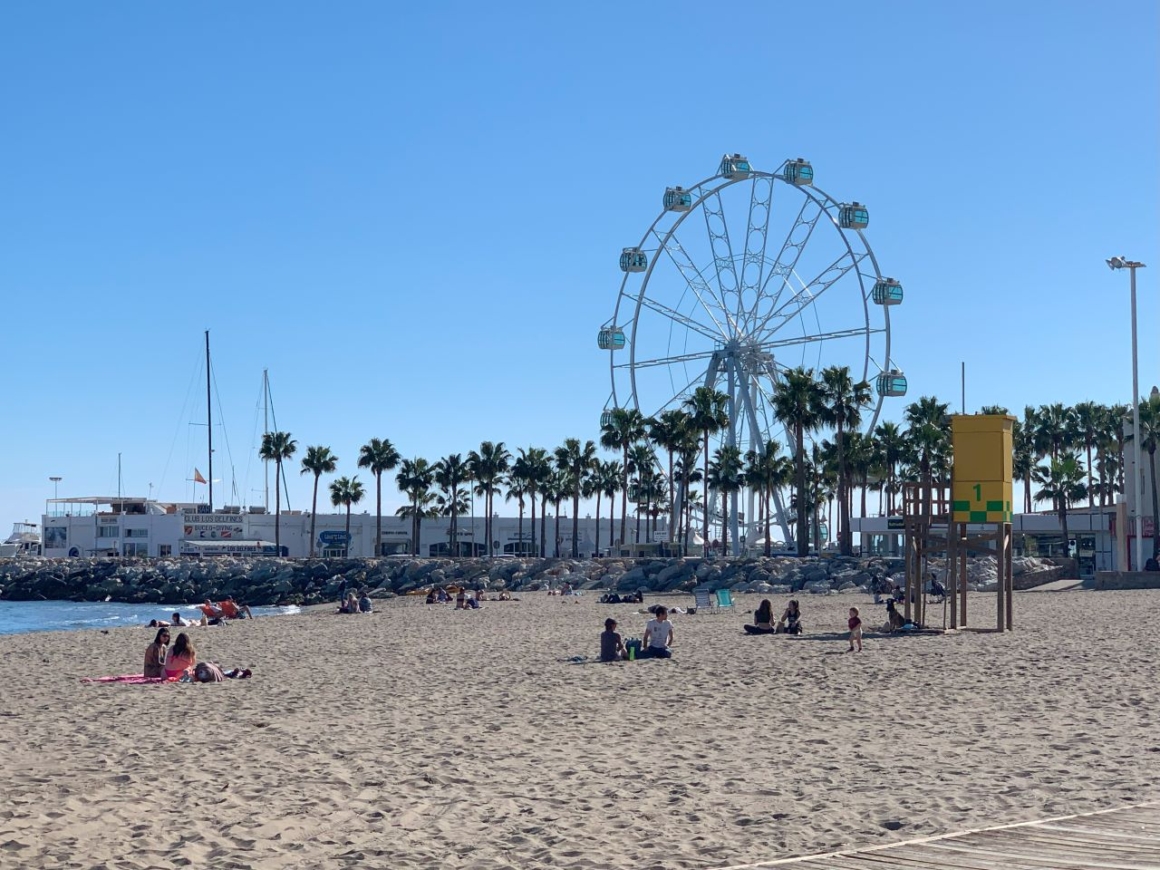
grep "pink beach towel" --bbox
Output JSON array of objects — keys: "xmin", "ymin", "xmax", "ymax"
[{"xmin": 81, "ymin": 675, "xmax": 176, "ymax": 684}]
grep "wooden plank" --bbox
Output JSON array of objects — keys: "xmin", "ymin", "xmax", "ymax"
[{"xmin": 706, "ymin": 801, "xmax": 1160, "ymax": 870}]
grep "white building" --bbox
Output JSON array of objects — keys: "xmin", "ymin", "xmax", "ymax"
[{"xmin": 41, "ymin": 496, "xmax": 671, "ymax": 559}]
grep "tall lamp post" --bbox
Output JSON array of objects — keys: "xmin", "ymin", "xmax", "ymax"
[
  {"xmin": 1107, "ymin": 256, "xmax": 1147, "ymax": 570},
  {"xmin": 48, "ymin": 476, "xmax": 62, "ymax": 516}
]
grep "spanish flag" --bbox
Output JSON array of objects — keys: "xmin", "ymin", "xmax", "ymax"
[{"xmin": 193, "ymin": 468, "xmax": 207, "ymax": 485}]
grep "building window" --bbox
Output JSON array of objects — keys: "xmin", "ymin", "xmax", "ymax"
[
  {"xmin": 158, "ymin": 544, "xmax": 172, "ymax": 557},
  {"xmin": 122, "ymin": 543, "xmax": 148, "ymax": 557},
  {"xmin": 98, "ymin": 526, "xmax": 119, "ymax": 539},
  {"xmin": 125, "ymin": 528, "xmax": 148, "ymax": 539}
]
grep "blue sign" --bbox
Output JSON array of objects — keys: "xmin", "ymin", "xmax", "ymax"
[{"xmin": 319, "ymin": 531, "xmax": 350, "ymax": 545}]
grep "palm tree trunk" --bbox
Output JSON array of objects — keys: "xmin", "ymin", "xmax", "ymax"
[
  {"xmin": 795, "ymin": 426, "xmax": 807, "ymax": 557},
  {"xmin": 620, "ymin": 447, "xmax": 629, "ymax": 547},
  {"xmin": 702, "ymin": 431, "xmax": 711, "ymax": 546},
  {"xmin": 608, "ymin": 491, "xmax": 614, "ymax": 557},
  {"xmin": 1087, "ymin": 440, "xmax": 1095, "ymax": 509},
  {"xmin": 1149, "ymin": 448, "xmax": 1159, "ymax": 556},
  {"xmin": 595, "ymin": 493, "xmax": 602, "ymax": 556},
  {"xmin": 764, "ymin": 487, "xmax": 771, "ymax": 557},
  {"xmin": 572, "ymin": 489, "xmax": 580, "ymax": 558},
  {"xmin": 309, "ymin": 475, "xmax": 320, "ymax": 558},
  {"xmin": 554, "ymin": 509, "xmax": 561, "ymax": 558},
  {"xmin": 345, "ymin": 503, "xmax": 352, "ymax": 552},
  {"xmin": 721, "ymin": 497, "xmax": 729, "ymax": 554},
  {"xmin": 274, "ymin": 460, "xmax": 282, "ymax": 553},
  {"xmin": 529, "ymin": 487, "xmax": 537, "ymax": 557},
  {"xmin": 541, "ymin": 494, "xmax": 548, "ymax": 558},
  {"xmin": 375, "ymin": 472, "xmax": 382, "ymax": 558}
]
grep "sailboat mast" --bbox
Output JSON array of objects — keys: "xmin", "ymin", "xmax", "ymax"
[
  {"xmin": 263, "ymin": 369, "xmax": 270, "ymax": 512},
  {"xmin": 206, "ymin": 330, "xmax": 213, "ymax": 511}
]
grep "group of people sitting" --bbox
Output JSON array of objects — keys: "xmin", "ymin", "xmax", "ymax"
[
  {"xmin": 148, "ymin": 597, "xmax": 252, "ymax": 629},
  {"xmin": 424, "ymin": 587, "xmax": 513, "ymax": 607},
  {"xmin": 143, "ymin": 629, "xmax": 251, "ymax": 682},
  {"xmin": 744, "ymin": 599, "xmax": 802, "ymax": 635},
  {"xmin": 600, "ymin": 606, "xmax": 675, "ymax": 661},
  {"xmin": 337, "ymin": 590, "xmax": 374, "ymax": 614},
  {"xmin": 598, "ymin": 590, "xmax": 644, "ymax": 604}
]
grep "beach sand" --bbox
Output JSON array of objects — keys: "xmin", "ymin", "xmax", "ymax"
[{"xmin": 1, "ymin": 587, "xmax": 1157, "ymax": 869}]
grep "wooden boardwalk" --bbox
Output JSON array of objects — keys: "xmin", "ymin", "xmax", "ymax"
[{"xmin": 712, "ymin": 802, "xmax": 1160, "ymax": 870}]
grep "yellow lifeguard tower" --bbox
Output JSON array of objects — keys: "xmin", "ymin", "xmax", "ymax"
[{"xmin": 947, "ymin": 414, "xmax": 1015, "ymax": 631}]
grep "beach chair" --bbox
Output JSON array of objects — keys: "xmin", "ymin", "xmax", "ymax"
[
  {"xmin": 715, "ymin": 588, "xmax": 736, "ymax": 612},
  {"xmin": 693, "ymin": 588, "xmax": 715, "ymax": 613}
]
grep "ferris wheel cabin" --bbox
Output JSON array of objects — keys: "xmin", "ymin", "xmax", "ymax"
[
  {"xmin": 719, "ymin": 153, "xmax": 751, "ymax": 180},
  {"xmin": 872, "ymin": 278, "xmax": 904, "ymax": 306},
  {"xmin": 663, "ymin": 186, "xmax": 693, "ymax": 212},
  {"xmin": 598, "ymin": 327, "xmax": 626, "ymax": 350},
  {"xmin": 876, "ymin": 370, "xmax": 908, "ymax": 397},
  {"xmin": 783, "ymin": 158, "xmax": 814, "ymax": 186},
  {"xmin": 600, "ymin": 409, "xmax": 614, "ymax": 429},
  {"xmin": 838, "ymin": 202, "xmax": 869, "ymax": 230},
  {"xmin": 619, "ymin": 248, "xmax": 648, "ymax": 273}
]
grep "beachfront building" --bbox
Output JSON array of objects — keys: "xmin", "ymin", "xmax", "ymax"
[{"xmin": 40, "ymin": 496, "xmax": 671, "ymax": 560}]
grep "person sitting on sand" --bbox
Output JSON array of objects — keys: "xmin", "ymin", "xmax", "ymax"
[
  {"xmin": 219, "ymin": 597, "xmax": 253, "ymax": 620},
  {"xmin": 164, "ymin": 632, "xmax": 197, "ymax": 679},
  {"xmin": 358, "ymin": 592, "xmax": 373, "ymax": 613},
  {"xmin": 776, "ymin": 600, "xmax": 803, "ymax": 635},
  {"xmin": 425, "ymin": 590, "xmax": 437, "ymax": 605},
  {"xmin": 744, "ymin": 599, "xmax": 776, "ymax": 635},
  {"xmin": 200, "ymin": 599, "xmax": 225, "ymax": 621},
  {"xmin": 144, "ymin": 628, "xmax": 170, "ymax": 679},
  {"xmin": 455, "ymin": 588, "xmax": 468, "ymax": 609},
  {"xmin": 600, "ymin": 617, "xmax": 627, "ymax": 661},
  {"xmin": 642, "ymin": 606, "xmax": 674, "ymax": 659},
  {"xmin": 436, "ymin": 587, "xmax": 450, "ymax": 603},
  {"xmin": 498, "ymin": 590, "xmax": 512, "ymax": 601}
]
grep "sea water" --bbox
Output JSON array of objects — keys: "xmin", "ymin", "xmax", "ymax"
[{"xmin": 0, "ymin": 600, "xmax": 300, "ymax": 636}]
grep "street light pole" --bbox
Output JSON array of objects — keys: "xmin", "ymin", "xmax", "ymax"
[
  {"xmin": 48, "ymin": 476, "xmax": 62, "ymax": 516},
  {"xmin": 1108, "ymin": 257, "xmax": 1147, "ymax": 570}
]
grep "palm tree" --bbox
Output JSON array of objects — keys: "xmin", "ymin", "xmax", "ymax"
[
  {"xmin": 396, "ymin": 492, "xmax": 438, "ymax": 555},
  {"xmin": 596, "ymin": 459, "xmax": 622, "ymax": 556},
  {"xmin": 1034, "ymin": 403, "xmax": 1076, "ymax": 465},
  {"xmin": 434, "ymin": 487, "xmax": 470, "ymax": 555},
  {"xmin": 707, "ymin": 445, "xmax": 744, "ymax": 555},
  {"xmin": 1071, "ymin": 401, "xmax": 1103, "ymax": 510},
  {"xmin": 772, "ymin": 368, "xmax": 824, "ymax": 556},
  {"xmin": 434, "ymin": 453, "xmax": 469, "ymax": 556},
  {"xmin": 467, "ymin": 441, "xmax": 511, "ymax": 557},
  {"xmin": 1016, "ymin": 407, "xmax": 1039, "ymax": 513},
  {"xmin": 904, "ymin": 396, "xmax": 951, "ymax": 515},
  {"xmin": 600, "ymin": 408, "xmax": 648, "ymax": 548},
  {"xmin": 299, "ymin": 445, "xmax": 337, "ymax": 557},
  {"xmin": 553, "ymin": 438, "xmax": 597, "ymax": 558},
  {"xmin": 1033, "ymin": 457, "xmax": 1087, "ymax": 558},
  {"xmin": 396, "ymin": 458, "xmax": 434, "ymax": 556},
  {"xmin": 513, "ymin": 447, "xmax": 551, "ymax": 557},
  {"xmin": 504, "ymin": 475, "xmax": 529, "ymax": 556},
  {"xmin": 683, "ymin": 387, "xmax": 730, "ymax": 548},
  {"xmin": 358, "ymin": 438, "xmax": 400, "ymax": 558},
  {"xmin": 626, "ymin": 442, "xmax": 656, "ymax": 546},
  {"xmin": 745, "ymin": 441, "xmax": 792, "ymax": 557},
  {"xmin": 819, "ymin": 366, "xmax": 872, "ymax": 555},
  {"xmin": 649, "ymin": 409, "xmax": 692, "ymax": 541},
  {"xmin": 329, "ymin": 475, "xmax": 365, "ymax": 555},
  {"xmin": 1134, "ymin": 391, "xmax": 1160, "ymax": 556},
  {"xmin": 845, "ymin": 431, "xmax": 876, "ymax": 525},
  {"xmin": 589, "ymin": 459, "xmax": 615, "ymax": 556},
  {"xmin": 546, "ymin": 470, "xmax": 568, "ymax": 557},
  {"xmin": 872, "ymin": 421, "xmax": 906, "ymax": 515},
  {"xmin": 259, "ymin": 431, "xmax": 297, "ymax": 554}
]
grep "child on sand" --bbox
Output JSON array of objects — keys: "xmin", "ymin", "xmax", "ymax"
[{"xmin": 847, "ymin": 607, "xmax": 862, "ymax": 653}]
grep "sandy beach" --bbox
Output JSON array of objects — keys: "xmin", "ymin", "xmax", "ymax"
[{"xmin": 1, "ymin": 587, "xmax": 1157, "ymax": 869}]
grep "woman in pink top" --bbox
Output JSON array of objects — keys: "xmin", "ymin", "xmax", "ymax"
[{"xmin": 164, "ymin": 632, "xmax": 197, "ymax": 679}]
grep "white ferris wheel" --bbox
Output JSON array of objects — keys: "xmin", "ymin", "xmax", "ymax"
[{"xmin": 600, "ymin": 152, "xmax": 907, "ymax": 548}]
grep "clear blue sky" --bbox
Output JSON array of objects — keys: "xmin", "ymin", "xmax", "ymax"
[{"xmin": 1, "ymin": 1, "xmax": 1156, "ymax": 525}]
